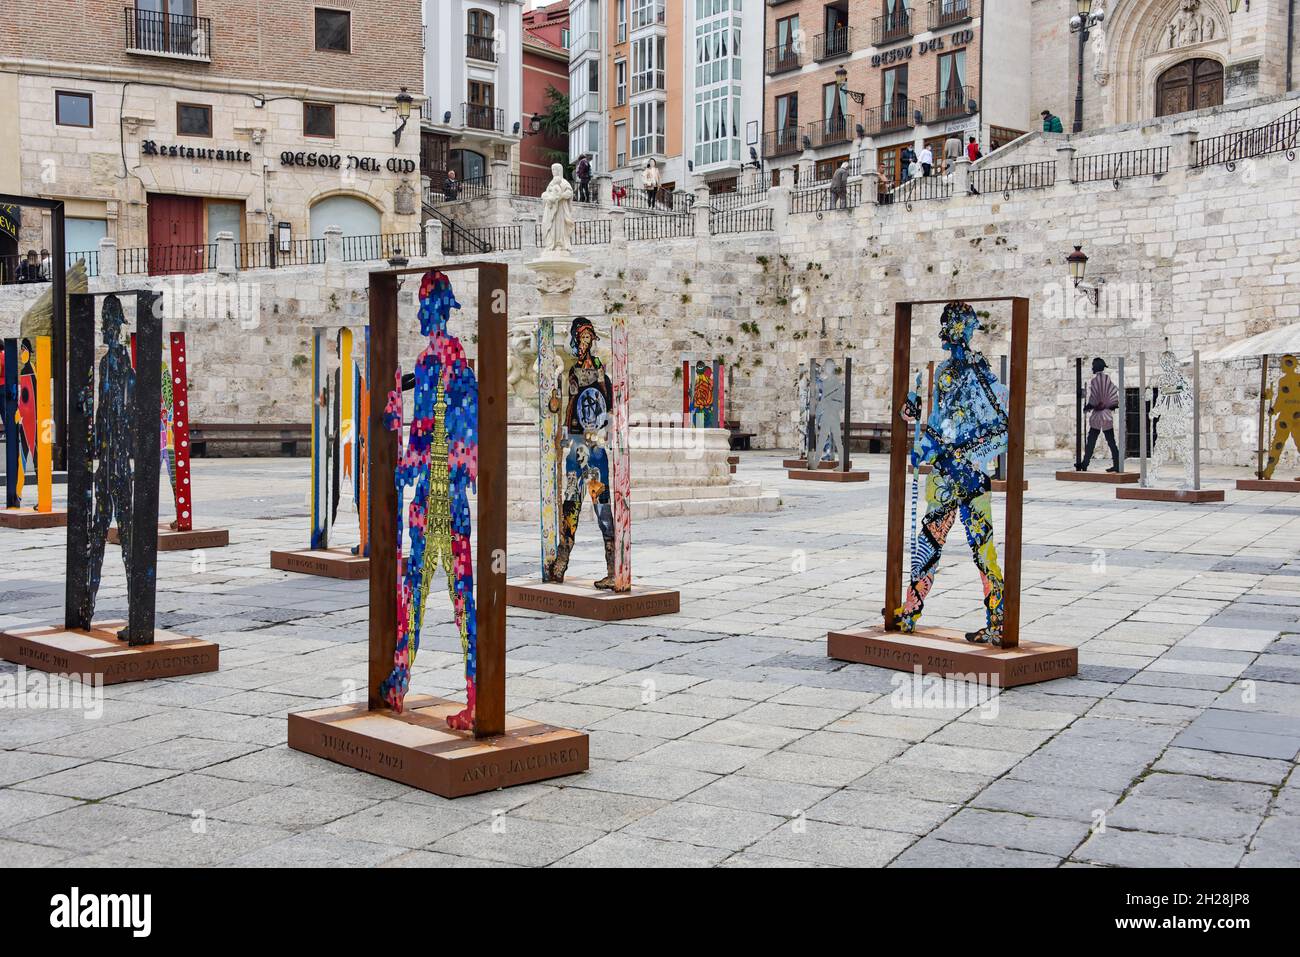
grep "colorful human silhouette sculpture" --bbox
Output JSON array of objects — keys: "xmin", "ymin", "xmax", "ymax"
[
  {"xmin": 1148, "ymin": 349, "xmax": 1194, "ymax": 488},
  {"xmin": 1, "ymin": 338, "xmax": 36, "ymax": 507},
  {"xmin": 545, "ymin": 316, "xmax": 621, "ymax": 590},
  {"xmin": 84, "ymin": 296, "xmax": 136, "ymax": 637},
  {"xmin": 381, "ymin": 272, "xmax": 478, "ymax": 729},
  {"xmin": 1263, "ymin": 354, "xmax": 1300, "ymax": 479},
  {"xmin": 896, "ymin": 302, "xmax": 1008, "ymax": 646},
  {"xmin": 1076, "ymin": 356, "xmax": 1122, "ymax": 473}
]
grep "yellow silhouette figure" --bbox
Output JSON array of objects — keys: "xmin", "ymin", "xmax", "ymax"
[{"xmin": 1264, "ymin": 354, "xmax": 1300, "ymax": 479}]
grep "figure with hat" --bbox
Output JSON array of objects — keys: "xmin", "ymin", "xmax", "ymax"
[
  {"xmin": 1075, "ymin": 357, "xmax": 1122, "ymax": 473},
  {"xmin": 544, "ymin": 316, "xmax": 621, "ymax": 590}
]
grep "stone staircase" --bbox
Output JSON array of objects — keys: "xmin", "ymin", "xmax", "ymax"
[{"xmin": 505, "ymin": 425, "xmax": 780, "ymax": 521}]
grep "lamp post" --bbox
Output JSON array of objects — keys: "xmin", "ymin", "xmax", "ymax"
[
  {"xmin": 393, "ymin": 87, "xmax": 414, "ymax": 147},
  {"xmin": 834, "ymin": 65, "xmax": 866, "ymax": 106},
  {"xmin": 1070, "ymin": 0, "xmax": 1105, "ymax": 134}
]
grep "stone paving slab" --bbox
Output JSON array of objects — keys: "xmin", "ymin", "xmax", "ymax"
[{"xmin": 2, "ymin": 455, "xmax": 1298, "ymax": 867}]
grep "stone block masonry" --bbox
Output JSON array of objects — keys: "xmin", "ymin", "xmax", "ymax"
[{"xmin": 1, "ymin": 95, "xmax": 1298, "ymax": 469}]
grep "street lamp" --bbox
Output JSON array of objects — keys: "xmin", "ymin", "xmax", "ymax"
[
  {"xmin": 834, "ymin": 65, "xmax": 866, "ymax": 106},
  {"xmin": 393, "ymin": 87, "xmax": 414, "ymax": 147},
  {"xmin": 1070, "ymin": 2, "xmax": 1105, "ymax": 133},
  {"xmin": 1067, "ymin": 244, "xmax": 1104, "ymax": 306}
]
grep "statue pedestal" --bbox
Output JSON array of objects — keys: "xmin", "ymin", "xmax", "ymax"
[
  {"xmin": 270, "ymin": 548, "xmax": 370, "ymax": 580},
  {"xmin": 1116, "ymin": 486, "xmax": 1225, "ymax": 504},
  {"xmin": 109, "ymin": 523, "xmax": 230, "ymax": 550},
  {"xmin": 0, "ymin": 507, "xmax": 68, "ymax": 529},
  {"xmin": 506, "ymin": 580, "xmax": 680, "ymax": 621},
  {"xmin": 1056, "ymin": 470, "xmax": 1140, "ymax": 484},
  {"xmin": 828, "ymin": 626, "xmax": 1078, "ymax": 688},
  {"xmin": 525, "ymin": 254, "xmax": 588, "ymax": 315},
  {"xmin": 0, "ymin": 621, "xmax": 219, "ymax": 685},
  {"xmin": 1236, "ymin": 478, "xmax": 1300, "ymax": 493}
]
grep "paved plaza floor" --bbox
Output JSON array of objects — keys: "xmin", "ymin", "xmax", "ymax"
[{"xmin": 2, "ymin": 453, "xmax": 1298, "ymax": 868}]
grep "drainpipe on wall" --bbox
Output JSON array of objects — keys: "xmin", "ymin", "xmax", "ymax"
[{"xmin": 1287, "ymin": 0, "xmax": 1295, "ymax": 92}]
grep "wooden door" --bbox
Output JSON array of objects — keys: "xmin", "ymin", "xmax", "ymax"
[{"xmin": 147, "ymin": 193, "xmax": 205, "ymax": 275}]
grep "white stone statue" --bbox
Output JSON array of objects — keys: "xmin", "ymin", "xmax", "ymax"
[{"xmin": 540, "ymin": 162, "xmax": 575, "ymax": 255}]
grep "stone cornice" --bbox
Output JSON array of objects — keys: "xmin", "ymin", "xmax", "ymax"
[{"xmin": 0, "ymin": 59, "xmax": 426, "ymax": 108}]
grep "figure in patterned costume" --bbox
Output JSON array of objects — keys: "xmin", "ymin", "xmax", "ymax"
[
  {"xmin": 896, "ymin": 302, "xmax": 1009, "ymax": 646},
  {"xmin": 380, "ymin": 271, "xmax": 479, "ymax": 729},
  {"xmin": 1262, "ymin": 354, "xmax": 1300, "ymax": 480},
  {"xmin": 545, "ymin": 316, "xmax": 622, "ymax": 590}
]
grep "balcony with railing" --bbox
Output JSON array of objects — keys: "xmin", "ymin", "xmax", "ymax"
[
  {"xmin": 872, "ymin": 9, "xmax": 913, "ymax": 45},
  {"xmin": 465, "ymin": 33, "xmax": 497, "ymax": 62},
  {"xmin": 929, "ymin": 0, "xmax": 976, "ymax": 31},
  {"xmin": 921, "ymin": 85, "xmax": 973, "ymax": 124},
  {"xmin": 861, "ymin": 99, "xmax": 915, "ymax": 135},
  {"xmin": 807, "ymin": 115, "xmax": 852, "ymax": 150},
  {"xmin": 762, "ymin": 125, "xmax": 803, "ymax": 159},
  {"xmin": 463, "ymin": 102, "xmax": 505, "ymax": 133},
  {"xmin": 123, "ymin": 7, "xmax": 211, "ymax": 61},
  {"xmin": 765, "ymin": 44, "xmax": 802, "ymax": 76},
  {"xmin": 813, "ymin": 28, "xmax": 852, "ymax": 62},
  {"xmin": 632, "ymin": 1, "xmax": 666, "ymax": 30}
]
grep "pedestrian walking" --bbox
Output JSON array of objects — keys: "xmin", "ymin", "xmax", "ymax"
[
  {"xmin": 900, "ymin": 145, "xmax": 915, "ymax": 183},
  {"xmin": 575, "ymin": 153, "xmax": 593, "ymax": 203},
  {"xmin": 1041, "ymin": 109, "xmax": 1064, "ymax": 133},
  {"xmin": 944, "ymin": 134, "xmax": 962, "ymax": 173},
  {"xmin": 967, "ymin": 135, "xmax": 981, "ymax": 162},
  {"xmin": 919, "ymin": 144, "xmax": 934, "ymax": 177},
  {"xmin": 642, "ymin": 159, "xmax": 660, "ymax": 209},
  {"xmin": 828, "ymin": 162, "xmax": 849, "ymax": 210},
  {"xmin": 443, "ymin": 169, "xmax": 460, "ymax": 201}
]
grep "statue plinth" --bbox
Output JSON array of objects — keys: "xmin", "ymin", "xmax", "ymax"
[{"xmin": 525, "ymin": 253, "xmax": 588, "ymax": 315}]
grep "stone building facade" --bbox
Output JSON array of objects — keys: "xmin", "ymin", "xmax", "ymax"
[
  {"xmin": 1, "ymin": 91, "xmax": 1297, "ymax": 471},
  {"xmin": 0, "ymin": 1, "xmax": 423, "ymax": 269},
  {"xmin": 1031, "ymin": 0, "xmax": 1300, "ymax": 131}
]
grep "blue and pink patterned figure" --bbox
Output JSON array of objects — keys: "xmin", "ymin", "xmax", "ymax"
[
  {"xmin": 381, "ymin": 271, "xmax": 479, "ymax": 730},
  {"xmin": 898, "ymin": 302, "xmax": 1008, "ymax": 646}
]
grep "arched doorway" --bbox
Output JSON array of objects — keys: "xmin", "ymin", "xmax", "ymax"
[
  {"xmin": 1155, "ymin": 58, "xmax": 1223, "ymax": 118},
  {"xmin": 309, "ymin": 194, "xmax": 381, "ymax": 240}
]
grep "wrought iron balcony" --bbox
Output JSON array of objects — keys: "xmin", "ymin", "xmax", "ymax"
[
  {"xmin": 861, "ymin": 98, "xmax": 915, "ymax": 135},
  {"xmin": 929, "ymin": 0, "xmax": 976, "ymax": 32},
  {"xmin": 920, "ymin": 85, "xmax": 974, "ymax": 124},
  {"xmin": 466, "ymin": 33, "xmax": 497, "ymax": 62},
  {"xmin": 463, "ymin": 102, "xmax": 505, "ymax": 133},
  {"xmin": 765, "ymin": 43, "xmax": 802, "ymax": 75},
  {"xmin": 123, "ymin": 7, "xmax": 211, "ymax": 60},
  {"xmin": 813, "ymin": 27, "xmax": 852, "ymax": 62},
  {"xmin": 871, "ymin": 9, "xmax": 913, "ymax": 45},
  {"xmin": 807, "ymin": 115, "xmax": 852, "ymax": 149},
  {"xmin": 762, "ymin": 125, "xmax": 804, "ymax": 159}
]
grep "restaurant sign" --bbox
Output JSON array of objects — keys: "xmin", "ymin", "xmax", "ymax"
[
  {"xmin": 280, "ymin": 151, "xmax": 417, "ymax": 175},
  {"xmin": 141, "ymin": 140, "xmax": 252, "ymax": 163},
  {"xmin": 871, "ymin": 29, "xmax": 975, "ymax": 67}
]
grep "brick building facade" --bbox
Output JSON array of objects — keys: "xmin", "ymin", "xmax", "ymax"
[{"xmin": 0, "ymin": 1, "xmax": 423, "ymax": 273}]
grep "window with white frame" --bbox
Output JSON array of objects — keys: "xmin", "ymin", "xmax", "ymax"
[
  {"xmin": 692, "ymin": 0, "xmax": 743, "ymax": 168},
  {"xmin": 694, "ymin": 87, "xmax": 740, "ymax": 168},
  {"xmin": 632, "ymin": 0, "xmax": 664, "ymax": 30},
  {"xmin": 631, "ymin": 100, "xmax": 665, "ymax": 158},
  {"xmin": 617, "ymin": 0, "xmax": 627, "ymax": 42},
  {"xmin": 615, "ymin": 121, "xmax": 627, "ymax": 169},
  {"xmin": 632, "ymin": 34, "xmax": 665, "ymax": 94},
  {"xmin": 615, "ymin": 59, "xmax": 627, "ymax": 106}
]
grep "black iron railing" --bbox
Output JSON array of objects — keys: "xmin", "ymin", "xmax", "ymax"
[
  {"xmin": 124, "ymin": 7, "xmax": 211, "ymax": 58},
  {"xmin": 710, "ymin": 207, "xmax": 774, "ymax": 234},
  {"xmin": 510, "ymin": 173, "xmax": 550, "ymax": 198},
  {"xmin": 807, "ymin": 115, "xmax": 852, "ymax": 149},
  {"xmin": 970, "ymin": 161, "xmax": 1056, "ymax": 195},
  {"xmin": 872, "ymin": 10, "xmax": 912, "ymax": 45},
  {"xmin": 463, "ymin": 103, "xmax": 504, "ymax": 133},
  {"xmin": 814, "ymin": 28, "xmax": 852, "ymax": 61},
  {"xmin": 861, "ymin": 99, "xmax": 915, "ymax": 135},
  {"xmin": 466, "ymin": 33, "xmax": 497, "ymax": 62},
  {"xmin": 790, "ymin": 182, "xmax": 863, "ymax": 214},
  {"xmin": 271, "ymin": 238, "xmax": 326, "ymax": 267},
  {"xmin": 574, "ymin": 219, "xmax": 612, "ymax": 245},
  {"xmin": 762, "ymin": 125, "xmax": 803, "ymax": 159},
  {"xmin": 444, "ymin": 225, "xmax": 519, "ymax": 255},
  {"xmin": 765, "ymin": 44, "xmax": 802, "ymax": 75},
  {"xmin": 921, "ymin": 86, "xmax": 973, "ymax": 124},
  {"xmin": 709, "ymin": 183, "xmax": 770, "ymax": 210},
  {"xmin": 929, "ymin": 0, "xmax": 975, "ymax": 31},
  {"xmin": 612, "ymin": 182, "xmax": 694, "ymax": 212},
  {"xmin": 426, "ymin": 174, "xmax": 492, "ymax": 203},
  {"xmin": 341, "ymin": 232, "xmax": 425, "ymax": 263},
  {"xmin": 1072, "ymin": 146, "xmax": 1171, "ymax": 184},
  {"xmin": 119, "ymin": 243, "xmax": 218, "ymax": 276},
  {"xmin": 626, "ymin": 213, "xmax": 695, "ymax": 241},
  {"xmin": 1192, "ymin": 106, "xmax": 1300, "ymax": 169},
  {"xmin": 891, "ymin": 175, "xmax": 953, "ymax": 205}
]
